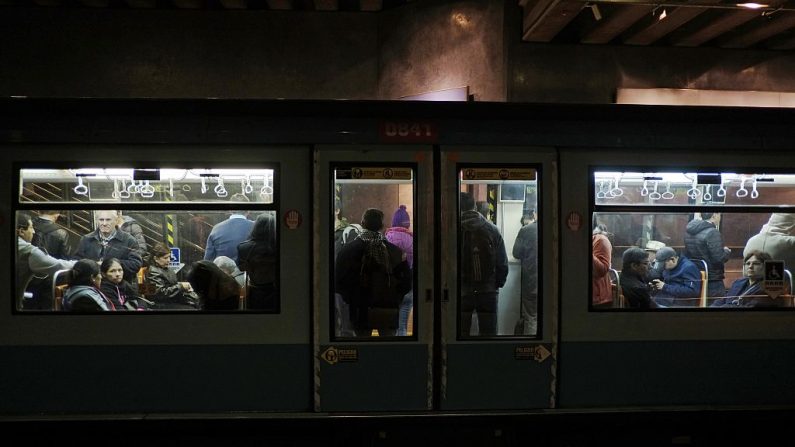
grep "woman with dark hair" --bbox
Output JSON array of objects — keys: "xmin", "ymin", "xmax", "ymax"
[
  {"xmin": 63, "ymin": 259, "xmax": 114, "ymax": 311},
  {"xmin": 100, "ymin": 257, "xmax": 149, "ymax": 310},
  {"xmin": 145, "ymin": 242, "xmax": 198, "ymax": 310},
  {"xmin": 238, "ymin": 212, "xmax": 278, "ymax": 310}
]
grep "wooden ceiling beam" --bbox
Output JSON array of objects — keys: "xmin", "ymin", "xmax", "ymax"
[
  {"xmin": 581, "ymin": 5, "xmax": 652, "ymax": 44},
  {"xmin": 671, "ymin": 10, "xmax": 759, "ymax": 46},
  {"xmin": 623, "ymin": 4, "xmax": 718, "ymax": 46},
  {"xmin": 521, "ymin": 0, "xmax": 582, "ymax": 42},
  {"xmin": 719, "ymin": 12, "xmax": 795, "ymax": 48}
]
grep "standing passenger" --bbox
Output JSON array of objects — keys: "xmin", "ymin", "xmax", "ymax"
[
  {"xmin": 204, "ymin": 193, "xmax": 254, "ymax": 264},
  {"xmin": 73, "ymin": 209, "xmax": 143, "ymax": 290},
  {"xmin": 16, "ymin": 213, "xmax": 76, "ymax": 308},
  {"xmin": 385, "ymin": 205, "xmax": 414, "ymax": 336},
  {"xmin": 744, "ymin": 213, "xmax": 795, "ymax": 271},
  {"xmin": 31, "ymin": 210, "xmax": 70, "ymax": 259},
  {"xmin": 591, "ymin": 223, "xmax": 612, "ymax": 308},
  {"xmin": 238, "ymin": 213, "xmax": 278, "ymax": 311},
  {"xmin": 335, "ymin": 208, "xmax": 411, "ymax": 336},
  {"xmin": 26, "ymin": 210, "xmax": 72, "ymax": 309},
  {"xmin": 512, "ymin": 208, "xmax": 538, "ymax": 333},
  {"xmin": 117, "ymin": 211, "xmax": 147, "ymax": 258},
  {"xmin": 684, "ymin": 213, "xmax": 731, "ymax": 297},
  {"xmin": 460, "ymin": 192, "xmax": 509, "ymax": 336}
]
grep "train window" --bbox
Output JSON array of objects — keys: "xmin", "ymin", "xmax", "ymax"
[
  {"xmin": 592, "ymin": 170, "xmax": 795, "ymax": 310},
  {"xmin": 458, "ymin": 167, "xmax": 539, "ymax": 338},
  {"xmin": 15, "ymin": 167, "xmax": 278, "ymax": 313},
  {"xmin": 331, "ymin": 166, "xmax": 415, "ymax": 339}
]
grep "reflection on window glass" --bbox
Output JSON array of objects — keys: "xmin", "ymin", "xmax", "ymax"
[
  {"xmin": 593, "ymin": 170, "xmax": 795, "ymax": 310},
  {"xmin": 458, "ymin": 167, "xmax": 539, "ymax": 338},
  {"xmin": 332, "ymin": 167, "xmax": 415, "ymax": 339},
  {"xmin": 15, "ymin": 168, "xmax": 278, "ymax": 313}
]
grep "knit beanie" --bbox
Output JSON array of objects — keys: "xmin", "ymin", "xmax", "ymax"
[{"xmin": 391, "ymin": 205, "xmax": 411, "ymax": 228}]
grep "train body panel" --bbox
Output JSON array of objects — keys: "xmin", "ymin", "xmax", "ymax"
[{"xmin": 2, "ymin": 99, "xmax": 795, "ymax": 419}]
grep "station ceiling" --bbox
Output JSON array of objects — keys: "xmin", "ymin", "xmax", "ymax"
[{"xmin": 3, "ymin": 0, "xmax": 795, "ymax": 50}]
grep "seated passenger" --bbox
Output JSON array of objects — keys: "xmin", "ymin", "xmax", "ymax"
[
  {"xmin": 618, "ymin": 247, "xmax": 658, "ymax": 309},
  {"xmin": 187, "ymin": 260, "xmax": 240, "ymax": 311},
  {"xmin": 711, "ymin": 251, "xmax": 786, "ymax": 308},
  {"xmin": 145, "ymin": 242, "xmax": 198, "ymax": 310},
  {"xmin": 213, "ymin": 255, "xmax": 247, "ymax": 289},
  {"xmin": 99, "ymin": 258, "xmax": 150, "ymax": 310},
  {"xmin": 650, "ymin": 247, "xmax": 702, "ymax": 307},
  {"xmin": 62, "ymin": 259, "xmax": 115, "ymax": 312}
]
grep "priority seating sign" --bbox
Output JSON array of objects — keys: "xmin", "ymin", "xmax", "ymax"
[{"xmin": 764, "ymin": 260, "xmax": 785, "ymax": 298}]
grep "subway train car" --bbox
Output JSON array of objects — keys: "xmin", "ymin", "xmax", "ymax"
[{"xmin": 2, "ymin": 99, "xmax": 795, "ymax": 435}]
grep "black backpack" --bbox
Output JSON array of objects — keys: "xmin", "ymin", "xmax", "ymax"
[
  {"xmin": 358, "ymin": 245, "xmax": 402, "ymax": 308},
  {"xmin": 462, "ymin": 226, "xmax": 496, "ymax": 284}
]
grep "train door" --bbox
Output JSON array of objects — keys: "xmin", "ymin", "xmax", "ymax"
[
  {"xmin": 438, "ymin": 147, "xmax": 558, "ymax": 410},
  {"xmin": 315, "ymin": 145, "xmax": 434, "ymax": 411}
]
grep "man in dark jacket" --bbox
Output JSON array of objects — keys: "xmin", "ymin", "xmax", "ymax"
[
  {"xmin": 74, "ymin": 210, "xmax": 143, "ymax": 288},
  {"xmin": 684, "ymin": 213, "xmax": 730, "ymax": 297},
  {"xmin": 651, "ymin": 247, "xmax": 702, "ymax": 307},
  {"xmin": 619, "ymin": 247, "xmax": 658, "ymax": 309},
  {"xmin": 27, "ymin": 210, "xmax": 72, "ymax": 308},
  {"xmin": 512, "ymin": 209, "xmax": 538, "ymax": 335},
  {"xmin": 335, "ymin": 208, "xmax": 411, "ymax": 336},
  {"xmin": 460, "ymin": 192, "xmax": 509, "ymax": 336}
]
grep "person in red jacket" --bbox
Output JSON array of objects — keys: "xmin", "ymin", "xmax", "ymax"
[{"xmin": 592, "ymin": 223, "xmax": 613, "ymax": 308}]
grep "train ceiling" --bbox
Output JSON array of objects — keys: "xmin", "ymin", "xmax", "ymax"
[
  {"xmin": 520, "ymin": 0, "xmax": 795, "ymax": 49},
  {"xmin": 3, "ymin": 0, "xmax": 795, "ymax": 50}
]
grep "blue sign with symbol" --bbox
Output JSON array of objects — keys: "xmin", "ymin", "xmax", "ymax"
[{"xmin": 170, "ymin": 247, "xmax": 180, "ymax": 267}]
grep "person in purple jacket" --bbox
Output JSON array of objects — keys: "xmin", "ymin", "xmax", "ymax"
[{"xmin": 385, "ymin": 205, "xmax": 414, "ymax": 336}]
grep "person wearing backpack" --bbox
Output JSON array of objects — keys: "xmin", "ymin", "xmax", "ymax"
[
  {"xmin": 335, "ymin": 208, "xmax": 411, "ymax": 336},
  {"xmin": 333, "ymin": 199, "xmax": 361, "ymax": 336},
  {"xmin": 460, "ymin": 192, "xmax": 509, "ymax": 336},
  {"xmin": 26, "ymin": 210, "xmax": 71, "ymax": 309}
]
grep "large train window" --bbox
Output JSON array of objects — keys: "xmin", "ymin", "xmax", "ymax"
[
  {"xmin": 15, "ymin": 167, "xmax": 278, "ymax": 313},
  {"xmin": 458, "ymin": 167, "xmax": 539, "ymax": 338},
  {"xmin": 331, "ymin": 166, "xmax": 416, "ymax": 339},
  {"xmin": 592, "ymin": 170, "xmax": 795, "ymax": 310}
]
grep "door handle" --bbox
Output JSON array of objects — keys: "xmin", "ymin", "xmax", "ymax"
[
  {"xmin": 425, "ymin": 289, "xmax": 433, "ymax": 303},
  {"xmin": 443, "ymin": 289, "xmax": 449, "ymax": 302}
]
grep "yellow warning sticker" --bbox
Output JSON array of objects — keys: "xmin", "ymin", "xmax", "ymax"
[
  {"xmin": 461, "ymin": 168, "xmax": 536, "ymax": 181},
  {"xmin": 337, "ymin": 167, "xmax": 413, "ymax": 180}
]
